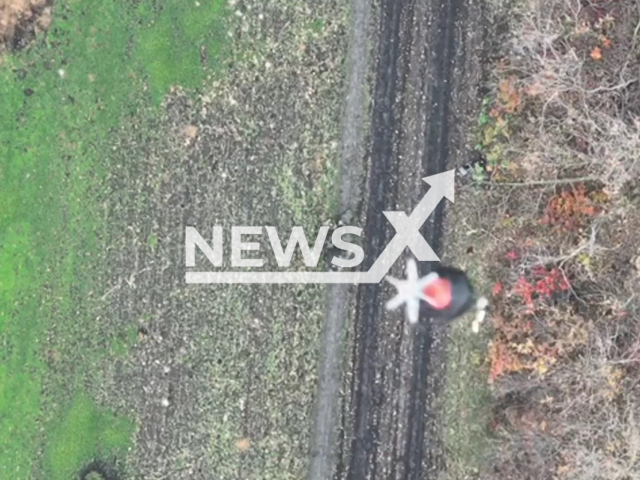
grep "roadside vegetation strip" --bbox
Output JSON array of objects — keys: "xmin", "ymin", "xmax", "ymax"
[
  {"xmin": 443, "ymin": 0, "xmax": 640, "ymax": 477},
  {"xmin": 347, "ymin": 0, "xmax": 408, "ymax": 477},
  {"xmin": 307, "ymin": 0, "xmax": 372, "ymax": 477},
  {"xmin": 0, "ymin": 0, "xmax": 230, "ymax": 477}
]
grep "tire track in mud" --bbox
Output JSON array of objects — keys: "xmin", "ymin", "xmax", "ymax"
[
  {"xmin": 407, "ymin": 0, "xmax": 463, "ymax": 475},
  {"xmin": 346, "ymin": 0, "xmax": 412, "ymax": 478}
]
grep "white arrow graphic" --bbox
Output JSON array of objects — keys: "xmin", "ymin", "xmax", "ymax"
[
  {"xmin": 363, "ymin": 169, "xmax": 455, "ymax": 283},
  {"xmin": 185, "ymin": 169, "xmax": 455, "ymax": 284}
]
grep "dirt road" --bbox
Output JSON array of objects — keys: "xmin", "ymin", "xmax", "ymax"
[{"xmin": 309, "ymin": 0, "xmax": 484, "ymax": 478}]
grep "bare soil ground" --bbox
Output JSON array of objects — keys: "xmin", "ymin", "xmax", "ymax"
[{"xmin": 0, "ymin": 0, "xmax": 51, "ymax": 51}]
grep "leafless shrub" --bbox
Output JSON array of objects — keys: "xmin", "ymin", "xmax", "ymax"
[
  {"xmin": 547, "ymin": 322, "xmax": 640, "ymax": 480},
  {"xmin": 494, "ymin": 0, "xmax": 640, "ymax": 194}
]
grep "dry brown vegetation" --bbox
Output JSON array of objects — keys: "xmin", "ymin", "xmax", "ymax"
[
  {"xmin": 452, "ymin": 0, "xmax": 640, "ymax": 478},
  {"xmin": 479, "ymin": 0, "xmax": 640, "ymax": 193}
]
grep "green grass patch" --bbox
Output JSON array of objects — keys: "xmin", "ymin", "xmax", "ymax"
[
  {"xmin": 0, "ymin": 0, "xmax": 230, "ymax": 476},
  {"xmin": 46, "ymin": 394, "xmax": 135, "ymax": 480},
  {"xmin": 308, "ymin": 19, "xmax": 326, "ymax": 34},
  {"xmin": 441, "ymin": 253, "xmax": 495, "ymax": 478},
  {"xmin": 442, "ymin": 321, "xmax": 494, "ymax": 479},
  {"xmin": 110, "ymin": 325, "xmax": 140, "ymax": 359}
]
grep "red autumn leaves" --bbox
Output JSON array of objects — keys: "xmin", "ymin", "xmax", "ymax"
[{"xmin": 494, "ymin": 265, "xmax": 570, "ymax": 312}]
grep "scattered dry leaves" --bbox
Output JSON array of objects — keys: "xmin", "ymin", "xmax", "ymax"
[
  {"xmin": 498, "ymin": 76, "xmax": 521, "ymax": 113},
  {"xmin": 542, "ymin": 184, "xmax": 598, "ymax": 231}
]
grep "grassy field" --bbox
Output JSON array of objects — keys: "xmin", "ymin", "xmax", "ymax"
[
  {"xmin": 2, "ymin": 0, "xmax": 351, "ymax": 477},
  {"xmin": 0, "ymin": 0, "xmax": 230, "ymax": 477}
]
